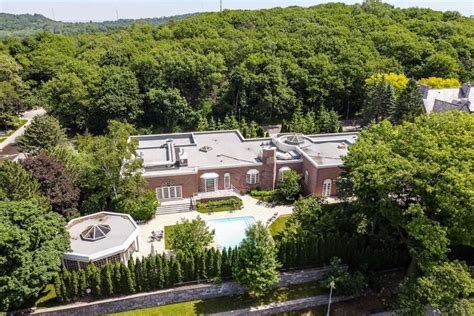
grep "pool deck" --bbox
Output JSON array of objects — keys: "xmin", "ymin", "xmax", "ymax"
[{"xmin": 134, "ymin": 195, "xmax": 293, "ymax": 258}]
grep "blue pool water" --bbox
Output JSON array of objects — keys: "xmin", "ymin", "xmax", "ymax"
[{"xmin": 207, "ymin": 216, "xmax": 256, "ymax": 249}]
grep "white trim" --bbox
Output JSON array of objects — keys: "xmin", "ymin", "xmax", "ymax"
[
  {"xmin": 247, "ymin": 169, "xmax": 259, "ymax": 175},
  {"xmin": 322, "ymin": 178, "xmax": 332, "ymax": 197},
  {"xmin": 224, "ymin": 173, "xmax": 231, "ymax": 190}
]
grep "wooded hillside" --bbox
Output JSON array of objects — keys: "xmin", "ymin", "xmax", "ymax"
[{"xmin": 1, "ymin": 2, "xmax": 472, "ymax": 134}]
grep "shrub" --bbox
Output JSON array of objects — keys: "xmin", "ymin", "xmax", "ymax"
[
  {"xmin": 320, "ymin": 257, "xmax": 368, "ymax": 296},
  {"xmin": 275, "ymin": 170, "xmax": 302, "ymax": 202},
  {"xmin": 196, "ymin": 198, "xmax": 242, "ymax": 212},
  {"xmin": 113, "ymin": 191, "xmax": 158, "ymax": 221}
]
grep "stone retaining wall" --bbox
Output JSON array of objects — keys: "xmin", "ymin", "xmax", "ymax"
[
  {"xmin": 29, "ymin": 267, "xmax": 329, "ymax": 316},
  {"xmin": 210, "ymin": 294, "xmax": 353, "ymax": 316}
]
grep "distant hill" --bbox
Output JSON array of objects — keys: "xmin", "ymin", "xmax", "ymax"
[{"xmin": 0, "ymin": 13, "xmax": 197, "ymax": 38}]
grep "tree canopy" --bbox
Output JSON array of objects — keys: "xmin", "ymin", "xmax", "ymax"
[
  {"xmin": 233, "ymin": 222, "xmax": 280, "ymax": 297},
  {"xmin": 17, "ymin": 115, "xmax": 67, "ymax": 154},
  {"xmin": 1, "ymin": 3, "xmax": 472, "ymax": 133},
  {"xmin": 341, "ymin": 112, "xmax": 474, "ymax": 271},
  {"xmin": 168, "ymin": 217, "xmax": 214, "ymax": 255},
  {"xmin": 0, "ymin": 200, "xmax": 69, "ymax": 311}
]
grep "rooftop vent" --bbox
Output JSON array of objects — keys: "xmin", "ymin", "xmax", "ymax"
[
  {"xmin": 199, "ymin": 146, "xmax": 213, "ymax": 152},
  {"xmin": 80, "ymin": 224, "xmax": 111, "ymax": 241},
  {"xmin": 285, "ymin": 133, "xmax": 305, "ymax": 145}
]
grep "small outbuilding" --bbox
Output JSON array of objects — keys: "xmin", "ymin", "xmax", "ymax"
[{"xmin": 62, "ymin": 212, "xmax": 140, "ymax": 271}]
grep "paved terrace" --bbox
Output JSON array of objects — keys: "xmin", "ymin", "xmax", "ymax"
[{"xmin": 134, "ymin": 195, "xmax": 293, "ymax": 258}]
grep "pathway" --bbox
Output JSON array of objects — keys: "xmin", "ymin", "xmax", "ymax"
[
  {"xmin": 134, "ymin": 195, "xmax": 293, "ymax": 258},
  {"xmin": 0, "ymin": 108, "xmax": 46, "ymax": 160}
]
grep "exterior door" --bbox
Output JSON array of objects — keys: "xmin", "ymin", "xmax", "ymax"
[
  {"xmin": 224, "ymin": 173, "xmax": 231, "ymax": 190},
  {"xmin": 322, "ymin": 179, "xmax": 332, "ymax": 197}
]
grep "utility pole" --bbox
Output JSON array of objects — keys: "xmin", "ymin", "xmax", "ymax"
[{"xmin": 220, "ymin": 0, "xmax": 223, "ymax": 12}]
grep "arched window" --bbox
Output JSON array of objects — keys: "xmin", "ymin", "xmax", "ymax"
[
  {"xmin": 246, "ymin": 169, "xmax": 260, "ymax": 185},
  {"xmin": 278, "ymin": 166, "xmax": 291, "ymax": 181},
  {"xmin": 322, "ymin": 178, "xmax": 332, "ymax": 197},
  {"xmin": 224, "ymin": 173, "xmax": 231, "ymax": 189},
  {"xmin": 304, "ymin": 170, "xmax": 309, "ymax": 185}
]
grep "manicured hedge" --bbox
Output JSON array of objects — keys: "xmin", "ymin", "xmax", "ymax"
[{"xmin": 196, "ymin": 198, "xmax": 242, "ymax": 213}]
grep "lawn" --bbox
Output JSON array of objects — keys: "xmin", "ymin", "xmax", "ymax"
[
  {"xmin": 163, "ymin": 224, "xmax": 176, "ymax": 249},
  {"xmin": 269, "ymin": 215, "xmax": 291, "ymax": 236},
  {"xmin": 110, "ymin": 281, "xmax": 325, "ymax": 316},
  {"xmin": 34, "ymin": 284, "xmax": 58, "ymax": 308}
]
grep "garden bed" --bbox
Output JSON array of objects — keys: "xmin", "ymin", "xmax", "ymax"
[{"xmin": 196, "ymin": 197, "xmax": 243, "ymax": 213}]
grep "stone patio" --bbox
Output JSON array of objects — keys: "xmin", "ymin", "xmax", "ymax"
[{"xmin": 134, "ymin": 195, "xmax": 293, "ymax": 258}]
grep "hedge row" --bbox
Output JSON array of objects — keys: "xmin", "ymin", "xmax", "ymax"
[
  {"xmin": 55, "ymin": 234, "xmax": 408, "ymax": 302},
  {"xmin": 55, "ymin": 247, "xmax": 241, "ymax": 303},
  {"xmin": 196, "ymin": 198, "xmax": 242, "ymax": 211}
]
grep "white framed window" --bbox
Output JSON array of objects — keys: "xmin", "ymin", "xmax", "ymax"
[
  {"xmin": 246, "ymin": 169, "xmax": 260, "ymax": 185},
  {"xmin": 156, "ymin": 185, "xmax": 182, "ymax": 200},
  {"xmin": 304, "ymin": 170, "xmax": 309, "ymax": 184},
  {"xmin": 224, "ymin": 173, "xmax": 231, "ymax": 189},
  {"xmin": 205, "ymin": 178, "xmax": 217, "ymax": 192},
  {"xmin": 322, "ymin": 179, "xmax": 332, "ymax": 197},
  {"xmin": 278, "ymin": 166, "xmax": 291, "ymax": 181}
]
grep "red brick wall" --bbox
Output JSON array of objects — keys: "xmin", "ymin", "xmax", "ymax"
[
  {"xmin": 314, "ymin": 166, "xmax": 342, "ymax": 197},
  {"xmin": 145, "ymin": 173, "xmax": 199, "ymax": 199}
]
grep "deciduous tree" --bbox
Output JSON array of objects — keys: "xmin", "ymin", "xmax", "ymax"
[{"xmin": 233, "ymin": 222, "xmax": 280, "ymax": 297}]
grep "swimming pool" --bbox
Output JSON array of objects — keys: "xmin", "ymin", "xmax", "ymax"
[{"xmin": 207, "ymin": 216, "xmax": 256, "ymax": 249}]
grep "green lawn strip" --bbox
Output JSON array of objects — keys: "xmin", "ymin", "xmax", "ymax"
[
  {"xmin": 269, "ymin": 215, "xmax": 291, "ymax": 236},
  {"xmin": 35, "ymin": 284, "xmax": 58, "ymax": 308},
  {"xmin": 163, "ymin": 224, "xmax": 176, "ymax": 249},
  {"xmin": 110, "ymin": 281, "xmax": 325, "ymax": 316}
]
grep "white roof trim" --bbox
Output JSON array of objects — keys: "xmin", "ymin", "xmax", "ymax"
[{"xmin": 247, "ymin": 169, "xmax": 259, "ymax": 175}]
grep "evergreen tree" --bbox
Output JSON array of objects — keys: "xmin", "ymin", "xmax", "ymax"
[
  {"xmin": 170, "ymin": 256, "xmax": 183, "ymax": 285},
  {"xmin": 112, "ymin": 262, "xmax": 122, "ymax": 294},
  {"xmin": 391, "ymin": 78, "xmax": 423, "ymax": 124},
  {"xmin": 197, "ymin": 252, "xmax": 207, "ymax": 280},
  {"xmin": 134, "ymin": 258, "xmax": 143, "ymax": 292},
  {"xmin": 316, "ymin": 106, "xmax": 341, "ymax": 133},
  {"xmin": 61, "ymin": 268, "xmax": 71, "ymax": 302},
  {"xmin": 221, "ymin": 248, "xmax": 229, "ymax": 276},
  {"xmin": 222, "ymin": 114, "xmax": 240, "ymax": 130},
  {"xmin": 233, "ymin": 222, "xmax": 281, "ymax": 297},
  {"xmin": 303, "ymin": 111, "xmax": 317, "ymax": 134},
  {"xmin": 102, "ymin": 263, "xmax": 114, "ymax": 296},
  {"xmin": 146, "ymin": 256, "xmax": 157, "ymax": 290},
  {"xmin": 120, "ymin": 262, "xmax": 135, "ymax": 294},
  {"xmin": 208, "ymin": 116, "xmax": 217, "ymax": 131},
  {"xmin": 196, "ymin": 113, "xmax": 209, "ymax": 131},
  {"xmin": 156, "ymin": 255, "xmax": 165, "ymax": 288},
  {"xmin": 54, "ymin": 273, "xmax": 64, "ymax": 303},
  {"xmin": 70, "ymin": 271, "xmax": 79, "ymax": 299},
  {"xmin": 360, "ymin": 78, "xmax": 395, "ymax": 125},
  {"xmin": 288, "ymin": 104, "xmax": 305, "ymax": 133},
  {"xmin": 213, "ymin": 250, "xmax": 222, "ymax": 279},
  {"xmin": 88, "ymin": 264, "xmax": 102, "ymax": 297},
  {"xmin": 128, "ymin": 257, "xmax": 136, "ymax": 288},
  {"xmin": 17, "ymin": 115, "xmax": 67, "ymax": 154},
  {"xmin": 206, "ymin": 248, "xmax": 215, "ymax": 278},
  {"xmin": 248, "ymin": 121, "xmax": 259, "ymax": 138},
  {"xmin": 239, "ymin": 117, "xmax": 248, "ymax": 137},
  {"xmin": 77, "ymin": 268, "xmax": 87, "ymax": 297},
  {"xmin": 161, "ymin": 254, "xmax": 170, "ymax": 287}
]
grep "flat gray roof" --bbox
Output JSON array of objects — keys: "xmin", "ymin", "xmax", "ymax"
[
  {"xmin": 134, "ymin": 130, "xmax": 358, "ymax": 174},
  {"xmin": 67, "ymin": 212, "xmax": 137, "ymax": 257}
]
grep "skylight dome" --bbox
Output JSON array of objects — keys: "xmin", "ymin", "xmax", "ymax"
[
  {"xmin": 285, "ymin": 133, "xmax": 305, "ymax": 145},
  {"xmin": 80, "ymin": 224, "xmax": 111, "ymax": 241}
]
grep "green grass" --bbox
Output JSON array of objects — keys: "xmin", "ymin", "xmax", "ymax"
[
  {"xmin": 35, "ymin": 284, "xmax": 58, "ymax": 308},
  {"xmin": 269, "ymin": 215, "xmax": 291, "ymax": 236},
  {"xmin": 164, "ymin": 224, "xmax": 176, "ymax": 249},
  {"xmin": 110, "ymin": 281, "xmax": 325, "ymax": 316}
]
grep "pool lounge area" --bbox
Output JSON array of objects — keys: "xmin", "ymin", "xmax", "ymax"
[{"xmin": 207, "ymin": 216, "xmax": 256, "ymax": 249}]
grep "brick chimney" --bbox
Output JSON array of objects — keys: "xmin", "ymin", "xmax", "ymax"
[{"xmin": 260, "ymin": 148, "xmax": 277, "ymax": 190}]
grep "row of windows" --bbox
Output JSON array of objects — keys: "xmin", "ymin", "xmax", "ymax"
[{"xmin": 156, "ymin": 169, "xmax": 333, "ymax": 197}]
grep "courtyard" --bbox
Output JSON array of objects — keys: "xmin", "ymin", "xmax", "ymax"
[{"xmin": 134, "ymin": 195, "xmax": 293, "ymax": 258}]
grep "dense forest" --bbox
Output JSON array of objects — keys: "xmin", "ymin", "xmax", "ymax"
[
  {"xmin": 0, "ymin": 13, "xmax": 195, "ymax": 38},
  {"xmin": 1, "ymin": 2, "xmax": 473, "ymax": 134}
]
